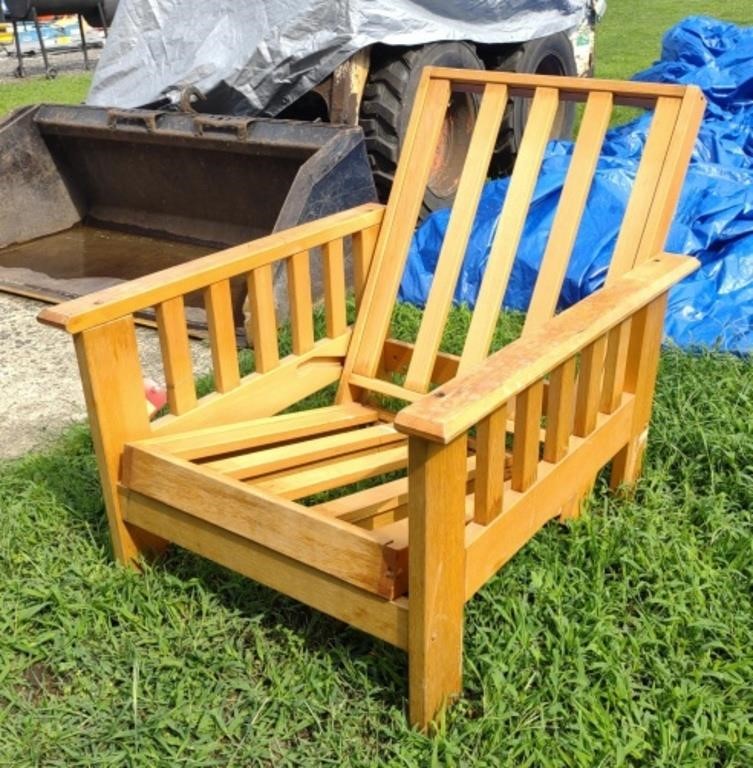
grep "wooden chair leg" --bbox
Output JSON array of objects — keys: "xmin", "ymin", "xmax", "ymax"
[
  {"xmin": 558, "ymin": 478, "xmax": 595, "ymax": 521},
  {"xmin": 610, "ymin": 428, "xmax": 648, "ymax": 492},
  {"xmin": 75, "ymin": 318, "xmax": 168, "ymax": 565},
  {"xmin": 408, "ymin": 434, "xmax": 467, "ymax": 731}
]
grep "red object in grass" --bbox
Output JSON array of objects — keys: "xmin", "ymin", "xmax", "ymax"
[{"xmin": 143, "ymin": 378, "xmax": 167, "ymax": 418}]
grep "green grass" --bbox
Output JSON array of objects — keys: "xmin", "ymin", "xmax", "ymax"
[
  {"xmin": 595, "ymin": 0, "xmax": 751, "ymax": 80},
  {"xmin": 2, "ymin": 317, "xmax": 753, "ymax": 766},
  {"xmin": 2, "ymin": 2, "xmax": 753, "ymax": 765},
  {"xmin": 0, "ymin": 73, "xmax": 90, "ymax": 116}
]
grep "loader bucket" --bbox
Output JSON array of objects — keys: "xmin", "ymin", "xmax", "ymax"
[{"xmin": 0, "ymin": 104, "xmax": 376, "ymax": 326}]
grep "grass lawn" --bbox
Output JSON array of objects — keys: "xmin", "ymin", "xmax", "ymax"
[
  {"xmin": 2, "ymin": 2, "xmax": 753, "ymax": 766},
  {"xmin": 0, "ymin": 73, "xmax": 90, "ymax": 116}
]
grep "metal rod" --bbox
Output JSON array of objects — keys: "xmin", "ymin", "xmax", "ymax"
[
  {"xmin": 11, "ymin": 19, "xmax": 25, "ymax": 78},
  {"xmin": 77, "ymin": 12, "xmax": 89, "ymax": 70},
  {"xmin": 30, "ymin": 8, "xmax": 51, "ymax": 76},
  {"xmin": 97, "ymin": 1, "xmax": 108, "ymax": 37}
]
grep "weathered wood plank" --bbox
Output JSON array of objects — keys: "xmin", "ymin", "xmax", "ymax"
[
  {"xmin": 394, "ymin": 254, "xmax": 697, "ymax": 444},
  {"xmin": 253, "ymin": 443, "xmax": 409, "ymax": 500}
]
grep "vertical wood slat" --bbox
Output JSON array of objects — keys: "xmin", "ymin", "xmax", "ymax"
[
  {"xmin": 287, "ymin": 250, "xmax": 315, "ymax": 355},
  {"xmin": 511, "ymin": 380, "xmax": 544, "ymax": 492},
  {"xmin": 600, "ymin": 319, "xmax": 631, "ymax": 413},
  {"xmin": 352, "ymin": 224, "xmax": 380, "ymax": 309},
  {"xmin": 459, "ymin": 87, "xmax": 560, "ymax": 375},
  {"xmin": 474, "ymin": 404, "xmax": 507, "ymax": 525},
  {"xmin": 573, "ymin": 334, "xmax": 608, "ymax": 437},
  {"xmin": 523, "ymin": 91, "xmax": 614, "ymax": 334},
  {"xmin": 350, "ymin": 77, "xmax": 452, "ymax": 381},
  {"xmin": 322, "ymin": 239, "xmax": 347, "ymax": 338},
  {"xmin": 204, "ymin": 280, "xmax": 240, "ymax": 393},
  {"xmin": 155, "ymin": 296, "xmax": 196, "ymax": 415},
  {"xmin": 605, "ymin": 97, "xmax": 682, "ymax": 284},
  {"xmin": 404, "ymin": 83, "xmax": 509, "ymax": 393},
  {"xmin": 246, "ymin": 264, "xmax": 279, "ymax": 374},
  {"xmin": 543, "ymin": 356, "xmax": 576, "ymax": 463},
  {"xmin": 408, "ymin": 433, "xmax": 467, "ymax": 730}
]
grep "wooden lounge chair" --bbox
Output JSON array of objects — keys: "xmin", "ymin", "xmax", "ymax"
[{"xmin": 39, "ymin": 68, "xmax": 705, "ymax": 729}]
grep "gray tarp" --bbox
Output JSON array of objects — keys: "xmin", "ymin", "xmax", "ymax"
[{"xmin": 88, "ymin": 0, "xmax": 592, "ymax": 114}]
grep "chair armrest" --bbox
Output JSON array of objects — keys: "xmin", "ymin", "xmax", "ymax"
[
  {"xmin": 37, "ymin": 203, "xmax": 384, "ymax": 334},
  {"xmin": 394, "ymin": 252, "xmax": 698, "ymax": 444}
]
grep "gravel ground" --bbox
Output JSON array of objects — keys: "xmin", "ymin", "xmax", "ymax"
[
  {"xmin": 0, "ymin": 293, "xmax": 212, "ymax": 461},
  {"xmin": 0, "ymin": 44, "xmax": 101, "ymax": 82}
]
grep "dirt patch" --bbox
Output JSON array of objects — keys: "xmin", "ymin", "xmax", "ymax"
[
  {"xmin": 21, "ymin": 661, "xmax": 63, "ymax": 703},
  {"xmin": 0, "ymin": 293, "xmax": 213, "ymax": 461}
]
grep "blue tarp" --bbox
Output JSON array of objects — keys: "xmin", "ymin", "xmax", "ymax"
[{"xmin": 401, "ymin": 16, "xmax": 753, "ymax": 353}]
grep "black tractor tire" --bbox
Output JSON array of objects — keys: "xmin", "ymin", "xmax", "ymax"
[
  {"xmin": 491, "ymin": 32, "xmax": 578, "ymax": 176},
  {"xmin": 83, "ymin": 0, "xmax": 119, "ymax": 28},
  {"xmin": 360, "ymin": 42, "xmax": 484, "ymax": 217}
]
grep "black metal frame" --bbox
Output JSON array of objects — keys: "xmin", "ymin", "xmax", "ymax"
[{"xmin": 9, "ymin": 1, "xmax": 108, "ymax": 79}]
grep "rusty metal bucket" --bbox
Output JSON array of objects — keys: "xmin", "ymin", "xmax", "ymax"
[{"xmin": 0, "ymin": 104, "xmax": 376, "ymax": 326}]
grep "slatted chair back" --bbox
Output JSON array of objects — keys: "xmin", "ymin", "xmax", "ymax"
[{"xmin": 339, "ymin": 67, "xmax": 704, "ymax": 404}]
